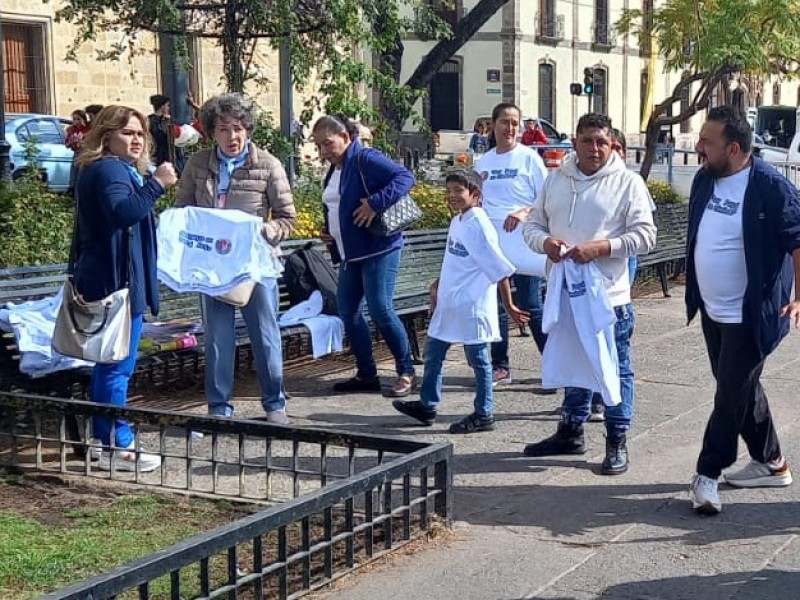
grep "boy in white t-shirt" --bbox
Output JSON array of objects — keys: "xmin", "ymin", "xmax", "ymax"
[{"xmin": 392, "ymin": 170, "xmax": 529, "ymax": 433}]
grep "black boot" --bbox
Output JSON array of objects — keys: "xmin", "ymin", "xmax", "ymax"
[
  {"xmin": 523, "ymin": 422, "xmax": 586, "ymax": 457},
  {"xmin": 601, "ymin": 434, "xmax": 628, "ymax": 475}
]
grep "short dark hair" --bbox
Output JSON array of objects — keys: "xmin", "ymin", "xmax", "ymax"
[
  {"xmin": 311, "ymin": 114, "xmax": 360, "ymax": 141},
  {"xmin": 706, "ymin": 106, "xmax": 752, "ymax": 153},
  {"xmin": 576, "ymin": 113, "xmax": 613, "ymax": 135},
  {"xmin": 611, "ymin": 127, "xmax": 627, "ymax": 152},
  {"xmin": 445, "ymin": 169, "xmax": 483, "ymax": 193},
  {"xmin": 491, "ymin": 102, "xmax": 521, "ymax": 122}
]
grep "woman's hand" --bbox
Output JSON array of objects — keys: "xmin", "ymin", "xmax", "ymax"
[
  {"xmin": 353, "ymin": 198, "xmax": 377, "ymax": 228},
  {"xmin": 153, "ymin": 162, "xmax": 178, "ymax": 189}
]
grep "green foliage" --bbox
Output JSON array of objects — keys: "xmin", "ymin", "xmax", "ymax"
[
  {"xmin": 0, "ymin": 178, "xmax": 74, "ymax": 268},
  {"xmin": 250, "ymin": 112, "xmax": 294, "ymax": 162},
  {"xmin": 647, "ymin": 180, "xmax": 685, "ymax": 204}
]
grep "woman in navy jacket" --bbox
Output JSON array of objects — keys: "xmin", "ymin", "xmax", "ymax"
[
  {"xmin": 73, "ymin": 105, "xmax": 177, "ymax": 472},
  {"xmin": 312, "ymin": 115, "xmax": 417, "ymax": 396}
]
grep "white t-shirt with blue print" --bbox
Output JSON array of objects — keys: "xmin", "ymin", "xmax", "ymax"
[{"xmin": 427, "ymin": 207, "xmax": 515, "ymax": 344}]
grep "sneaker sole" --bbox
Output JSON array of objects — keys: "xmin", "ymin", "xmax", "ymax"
[
  {"xmin": 589, "ymin": 413, "xmax": 606, "ymax": 422},
  {"xmin": 392, "ymin": 402, "xmax": 435, "ymax": 426},
  {"xmin": 601, "ymin": 464, "xmax": 628, "ymax": 476},
  {"xmin": 523, "ymin": 446, "xmax": 586, "ymax": 457},
  {"xmin": 449, "ymin": 424, "xmax": 496, "ymax": 434},
  {"xmin": 692, "ymin": 500, "xmax": 721, "ymax": 515},
  {"xmin": 723, "ymin": 474, "xmax": 793, "ymax": 488},
  {"xmin": 492, "ymin": 377, "xmax": 512, "ymax": 388}
]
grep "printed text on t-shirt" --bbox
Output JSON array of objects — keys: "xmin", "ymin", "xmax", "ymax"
[
  {"xmin": 706, "ymin": 193, "xmax": 740, "ymax": 216},
  {"xmin": 487, "ymin": 168, "xmax": 519, "ymax": 181}
]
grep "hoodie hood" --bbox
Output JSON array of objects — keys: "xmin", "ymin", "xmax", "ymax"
[{"xmin": 559, "ymin": 151, "xmax": 627, "ymax": 226}]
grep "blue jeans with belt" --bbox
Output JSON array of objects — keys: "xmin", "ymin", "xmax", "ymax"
[
  {"xmin": 203, "ymin": 279, "xmax": 286, "ymax": 416},
  {"xmin": 337, "ymin": 249, "xmax": 415, "ymax": 379},
  {"xmin": 90, "ymin": 313, "xmax": 143, "ymax": 448},
  {"xmin": 492, "ymin": 273, "xmax": 546, "ymax": 372},
  {"xmin": 562, "ymin": 304, "xmax": 636, "ymax": 436}
]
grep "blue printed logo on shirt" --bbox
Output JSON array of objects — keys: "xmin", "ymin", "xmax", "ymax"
[
  {"xmin": 448, "ymin": 239, "xmax": 469, "ymax": 257},
  {"xmin": 706, "ymin": 193, "xmax": 740, "ymax": 216},
  {"xmin": 215, "ymin": 239, "xmax": 233, "ymax": 255},
  {"xmin": 488, "ymin": 168, "xmax": 519, "ymax": 181}
]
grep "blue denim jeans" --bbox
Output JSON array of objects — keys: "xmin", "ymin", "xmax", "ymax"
[
  {"xmin": 203, "ymin": 279, "xmax": 286, "ymax": 416},
  {"xmin": 90, "ymin": 313, "xmax": 143, "ymax": 448},
  {"xmin": 337, "ymin": 249, "xmax": 414, "ymax": 378},
  {"xmin": 420, "ymin": 337, "xmax": 493, "ymax": 417},
  {"xmin": 628, "ymin": 256, "xmax": 638, "ymax": 286},
  {"xmin": 562, "ymin": 304, "xmax": 635, "ymax": 436},
  {"xmin": 492, "ymin": 273, "xmax": 546, "ymax": 371}
]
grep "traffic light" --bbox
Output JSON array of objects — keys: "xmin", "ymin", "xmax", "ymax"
[
  {"xmin": 570, "ymin": 83, "xmax": 583, "ymax": 96},
  {"xmin": 583, "ymin": 67, "xmax": 595, "ymax": 95}
]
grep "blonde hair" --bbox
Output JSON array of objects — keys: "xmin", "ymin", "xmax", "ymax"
[{"xmin": 75, "ymin": 105, "xmax": 152, "ymax": 173}]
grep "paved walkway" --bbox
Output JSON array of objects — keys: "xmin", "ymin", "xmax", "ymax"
[{"xmin": 228, "ymin": 287, "xmax": 800, "ymax": 600}]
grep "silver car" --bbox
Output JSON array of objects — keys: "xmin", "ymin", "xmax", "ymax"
[{"xmin": 5, "ymin": 113, "xmax": 74, "ymax": 192}]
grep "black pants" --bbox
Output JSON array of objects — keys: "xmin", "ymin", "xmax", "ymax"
[{"xmin": 696, "ymin": 312, "xmax": 782, "ymax": 479}]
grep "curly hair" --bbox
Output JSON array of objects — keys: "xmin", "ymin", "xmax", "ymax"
[{"xmin": 200, "ymin": 93, "xmax": 256, "ymax": 136}]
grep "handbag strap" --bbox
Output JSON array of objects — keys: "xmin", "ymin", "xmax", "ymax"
[{"xmin": 69, "ymin": 176, "xmax": 133, "ymax": 287}]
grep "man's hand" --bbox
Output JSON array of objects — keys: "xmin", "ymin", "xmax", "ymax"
[
  {"xmin": 353, "ymin": 198, "xmax": 377, "ymax": 228},
  {"xmin": 429, "ymin": 279, "xmax": 439, "ymax": 314},
  {"xmin": 506, "ymin": 303, "xmax": 531, "ymax": 326},
  {"xmin": 543, "ymin": 237, "xmax": 569, "ymax": 262},
  {"xmin": 781, "ymin": 300, "xmax": 800, "ymax": 328},
  {"xmin": 503, "ymin": 208, "xmax": 531, "ymax": 232},
  {"xmin": 563, "ymin": 240, "xmax": 611, "ymax": 264},
  {"xmin": 319, "ymin": 230, "xmax": 334, "ymax": 245}
]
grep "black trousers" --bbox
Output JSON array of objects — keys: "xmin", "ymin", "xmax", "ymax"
[{"xmin": 696, "ymin": 312, "xmax": 782, "ymax": 479}]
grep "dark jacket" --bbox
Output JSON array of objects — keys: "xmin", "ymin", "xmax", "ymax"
[
  {"xmin": 73, "ymin": 157, "xmax": 164, "ymax": 316},
  {"xmin": 322, "ymin": 139, "xmax": 415, "ymax": 263},
  {"xmin": 686, "ymin": 156, "xmax": 800, "ymax": 357}
]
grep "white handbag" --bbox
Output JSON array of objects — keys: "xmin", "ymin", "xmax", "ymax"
[{"xmin": 53, "ymin": 280, "xmax": 132, "ymax": 363}]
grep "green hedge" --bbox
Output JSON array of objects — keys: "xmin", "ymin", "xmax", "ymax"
[{"xmin": 0, "ymin": 179, "xmax": 73, "ymax": 268}]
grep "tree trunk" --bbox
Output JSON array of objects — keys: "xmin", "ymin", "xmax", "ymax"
[
  {"xmin": 639, "ymin": 115, "xmax": 661, "ymax": 181},
  {"xmin": 374, "ymin": 7, "xmax": 407, "ymax": 137},
  {"xmin": 223, "ymin": 0, "xmax": 245, "ymax": 92}
]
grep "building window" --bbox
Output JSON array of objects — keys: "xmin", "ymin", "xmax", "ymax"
[
  {"xmin": 592, "ymin": 67, "xmax": 608, "ymax": 115},
  {"xmin": 595, "ymin": 0, "xmax": 610, "ymax": 45},
  {"xmin": 538, "ymin": 0, "xmax": 557, "ymax": 37},
  {"xmin": 2, "ymin": 20, "xmax": 50, "ymax": 114},
  {"xmin": 773, "ymin": 81, "xmax": 781, "ymax": 105},
  {"xmin": 538, "ymin": 63, "xmax": 555, "ymax": 123},
  {"xmin": 429, "ymin": 0, "xmax": 459, "ymax": 27},
  {"xmin": 679, "ymin": 76, "xmax": 691, "ymax": 134}
]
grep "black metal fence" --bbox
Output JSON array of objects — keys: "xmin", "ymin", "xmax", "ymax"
[{"xmin": 0, "ymin": 392, "xmax": 453, "ymax": 599}]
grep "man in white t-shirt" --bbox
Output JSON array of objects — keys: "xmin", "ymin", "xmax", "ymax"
[
  {"xmin": 686, "ymin": 107, "xmax": 800, "ymax": 515},
  {"xmin": 476, "ymin": 103, "xmax": 550, "ymax": 390},
  {"xmin": 392, "ymin": 170, "xmax": 528, "ymax": 433}
]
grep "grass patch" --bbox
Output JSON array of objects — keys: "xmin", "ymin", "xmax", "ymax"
[{"xmin": 0, "ymin": 474, "xmax": 257, "ymax": 599}]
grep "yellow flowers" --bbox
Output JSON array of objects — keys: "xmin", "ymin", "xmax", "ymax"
[{"xmin": 289, "ymin": 182, "xmax": 452, "ymax": 240}]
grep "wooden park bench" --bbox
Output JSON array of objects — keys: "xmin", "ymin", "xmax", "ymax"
[
  {"xmin": 0, "ymin": 228, "xmax": 449, "ymax": 398},
  {"xmin": 637, "ymin": 203, "xmax": 689, "ymax": 297}
]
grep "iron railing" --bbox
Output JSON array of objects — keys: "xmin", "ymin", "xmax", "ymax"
[{"xmin": 0, "ymin": 392, "xmax": 453, "ymax": 599}]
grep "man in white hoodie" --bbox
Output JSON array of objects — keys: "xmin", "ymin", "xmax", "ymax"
[{"xmin": 522, "ymin": 113, "xmax": 657, "ymax": 475}]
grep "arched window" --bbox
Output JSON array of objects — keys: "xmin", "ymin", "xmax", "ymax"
[{"xmin": 538, "ymin": 62, "xmax": 555, "ymax": 123}]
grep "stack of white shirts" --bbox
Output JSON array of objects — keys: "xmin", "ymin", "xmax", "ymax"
[
  {"xmin": 0, "ymin": 288, "xmax": 94, "ymax": 377},
  {"xmin": 157, "ymin": 207, "xmax": 282, "ymax": 295}
]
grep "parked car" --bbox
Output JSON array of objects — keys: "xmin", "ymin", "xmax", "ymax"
[
  {"xmin": 434, "ymin": 116, "xmax": 570, "ymax": 157},
  {"xmin": 5, "ymin": 113, "xmax": 74, "ymax": 192}
]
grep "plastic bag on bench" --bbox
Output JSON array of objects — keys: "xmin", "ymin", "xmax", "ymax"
[{"xmin": 283, "ymin": 243, "xmax": 339, "ymax": 315}]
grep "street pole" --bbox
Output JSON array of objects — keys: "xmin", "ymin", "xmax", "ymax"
[
  {"xmin": 279, "ymin": 37, "xmax": 294, "ymax": 186},
  {"xmin": 0, "ymin": 21, "xmax": 12, "ymax": 182}
]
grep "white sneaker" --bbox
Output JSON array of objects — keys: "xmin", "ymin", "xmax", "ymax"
[
  {"xmin": 265, "ymin": 409, "xmax": 290, "ymax": 425},
  {"xmin": 690, "ymin": 474, "xmax": 722, "ymax": 515},
  {"xmin": 724, "ymin": 459, "xmax": 793, "ymax": 488},
  {"xmin": 98, "ymin": 442, "xmax": 161, "ymax": 473}
]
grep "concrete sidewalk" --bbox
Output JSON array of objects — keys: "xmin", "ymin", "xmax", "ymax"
[{"xmin": 234, "ymin": 287, "xmax": 800, "ymax": 600}]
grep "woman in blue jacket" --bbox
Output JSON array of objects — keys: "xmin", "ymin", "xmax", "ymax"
[
  {"xmin": 73, "ymin": 105, "xmax": 177, "ymax": 472},
  {"xmin": 312, "ymin": 115, "xmax": 417, "ymax": 396}
]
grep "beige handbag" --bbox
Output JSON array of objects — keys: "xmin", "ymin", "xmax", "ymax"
[
  {"xmin": 215, "ymin": 280, "xmax": 256, "ymax": 307},
  {"xmin": 53, "ymin": 280, "xmax": 132, "ymax": 363},
  {"xmin": 52, "ymin": 195, "xmax": 133, "ymax": 364}
]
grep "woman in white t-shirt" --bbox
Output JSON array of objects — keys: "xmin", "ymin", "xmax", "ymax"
[{"xmin": 476, "ymin": 103, "xmax": 551, "ymax": 390}]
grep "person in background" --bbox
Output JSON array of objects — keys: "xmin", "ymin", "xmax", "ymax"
[
  {"xmin": 148, "ymin": 94, "xmax": 173, "ymax": 167},
  {"xmin": 73, "ymin": 105, "xmax": 178, "ymax": 471},
  {"xmin": 65, "ymin": 109, "xmax": 91, "ymax": 197},
  {"xmin": 313, "ymin": 114, "xmax": 417, "ymax": 397},
  {"xmin": 476, "ymin": 103, "xmax": 550, "ymax": 389},
  {"xmin": 521, "ymin": 119, "xmax": 549, "ymax": 147},
  {"xmin": 392, "ymin": 170, "xmax": 529, "ymax": 433},
  {"xmin": 85, "ymin": 104, "xmax": 104, "ymax": 125},
  {"xmin": 687, "ymin": 107, "xmax": 800, "ymax": 515},
  {"xmin": 176, "ymin": 92, "xmax": 297, "ymax": 424},
  {"xmin": 522, "ymin": 113, "xmax": 657, "ymax": 475},
  {"xmin": 469, "ymin": 122, "xmax": 489, "ymax": 154}
]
